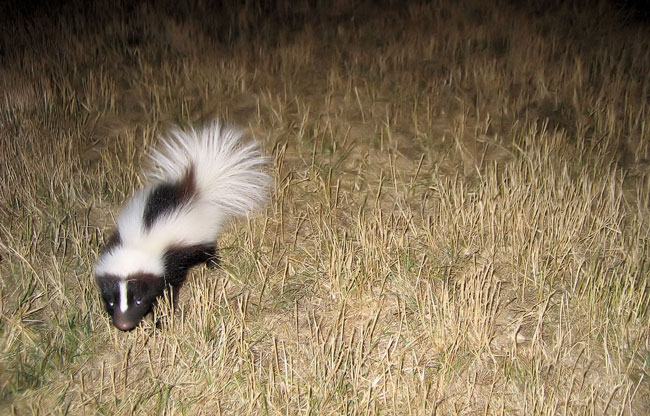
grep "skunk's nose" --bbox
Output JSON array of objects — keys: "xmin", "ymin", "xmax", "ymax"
[
  {"xmin": 113, "ymin": 315, "xmax": 137, "ymax": 331},
  {"xmin": 115, "ymin": 321, "xmax": 136, "ymax": 331}
]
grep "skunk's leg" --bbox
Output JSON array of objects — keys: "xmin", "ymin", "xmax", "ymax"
[{"xmin": 206, "ymin": 250, "xmax": 221, "ymax": 270}]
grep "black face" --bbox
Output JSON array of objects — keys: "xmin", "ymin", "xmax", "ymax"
[{"xmin": 97, "ymin": 274, "xmax": 166, "ymax": 331}]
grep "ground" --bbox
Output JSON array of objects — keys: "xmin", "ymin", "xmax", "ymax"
[{"xmin": 0, "ymin": 0, "xmax": 649, "ymax": 414}]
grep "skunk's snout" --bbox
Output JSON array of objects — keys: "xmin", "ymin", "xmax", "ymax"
[
  {"xmin": 114, "ymin": 318, "xmax": 137, "ymax": 331},
  {"xmin": 113, "ymin": 312, "xmax": 138, "ymax": 331},
  {"xmin": 112, "ymin": 304, "xmax": 149, "ymax": 331}
]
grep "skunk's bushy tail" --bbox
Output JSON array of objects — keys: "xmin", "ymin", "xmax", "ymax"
[{"xmin": 147, "ymin": 121, "xmax": 271, "ymax": 218}]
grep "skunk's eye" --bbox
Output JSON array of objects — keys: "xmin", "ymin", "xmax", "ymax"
[
  {"xmin": 135, "ymin": 299, "xmax": 142, "ymax": 306},
  {"xmin": 108, "ymin": 301, "xmax": 114, "ymax": 307}
]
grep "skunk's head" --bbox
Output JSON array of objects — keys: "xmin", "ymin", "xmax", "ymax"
[
  {"xmin": 96, "ymin": 273, "xmax": 166, "ymax": 331},
  {"xmin": 95, "ymin": 231, "xmax": 168, "ymax": 331}
]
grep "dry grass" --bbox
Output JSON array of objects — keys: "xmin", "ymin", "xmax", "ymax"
[{"xmin": 1, "ymin": 0, "xmax": 649, "ymax": 414}]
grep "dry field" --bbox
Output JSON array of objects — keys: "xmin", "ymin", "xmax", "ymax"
[{"xmin": 1, "ymin": 0, "xmax": 649, "ymax": 414}]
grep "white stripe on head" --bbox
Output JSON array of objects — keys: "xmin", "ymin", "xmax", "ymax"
[{"xmin": 119, "ymin": 281, "xmax": 128, "ymax": 312}]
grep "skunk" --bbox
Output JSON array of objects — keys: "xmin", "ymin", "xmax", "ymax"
[{"xmin": 94, "ymin": 121, "xmax": 270, "ymax": 331}]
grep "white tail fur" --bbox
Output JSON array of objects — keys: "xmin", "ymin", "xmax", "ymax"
[{"xmin": 147, "ymin": 121, "xmax": 271, "ymax": 218}]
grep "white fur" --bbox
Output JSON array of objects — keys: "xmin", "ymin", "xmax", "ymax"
[
  {"xmin": 94, "ymin": 244, "xmax": 165, "ymax": 277},
  {"xmin": 147, "ymin": 122, "xmax": 269, "ymax": 218},
  {"xmin": 95, "ymin": 121, "xmax": 271, "ymax": 279},
  {"xmin": 119, "ymin": 281, "xmax": 128, "ymax": 312}
]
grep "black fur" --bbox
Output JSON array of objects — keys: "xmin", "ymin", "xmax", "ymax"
[
  {"xmin": 97, "ymin": 276, "xmax": 119, "ymax": 315},
  {"xmin": 163, "ymin": 243, "xmax": 216, "ymax": 287},
  {"xmin": 97, "ymin": 273, "xmax": 166, "ymax": 331},
  {"xmin": 97, "ymin": 243, "xmax": 217, "ymax": 331},
  {"xmin": 142, "ymin": 167, "xmax": 196, "ymax": 230}
]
